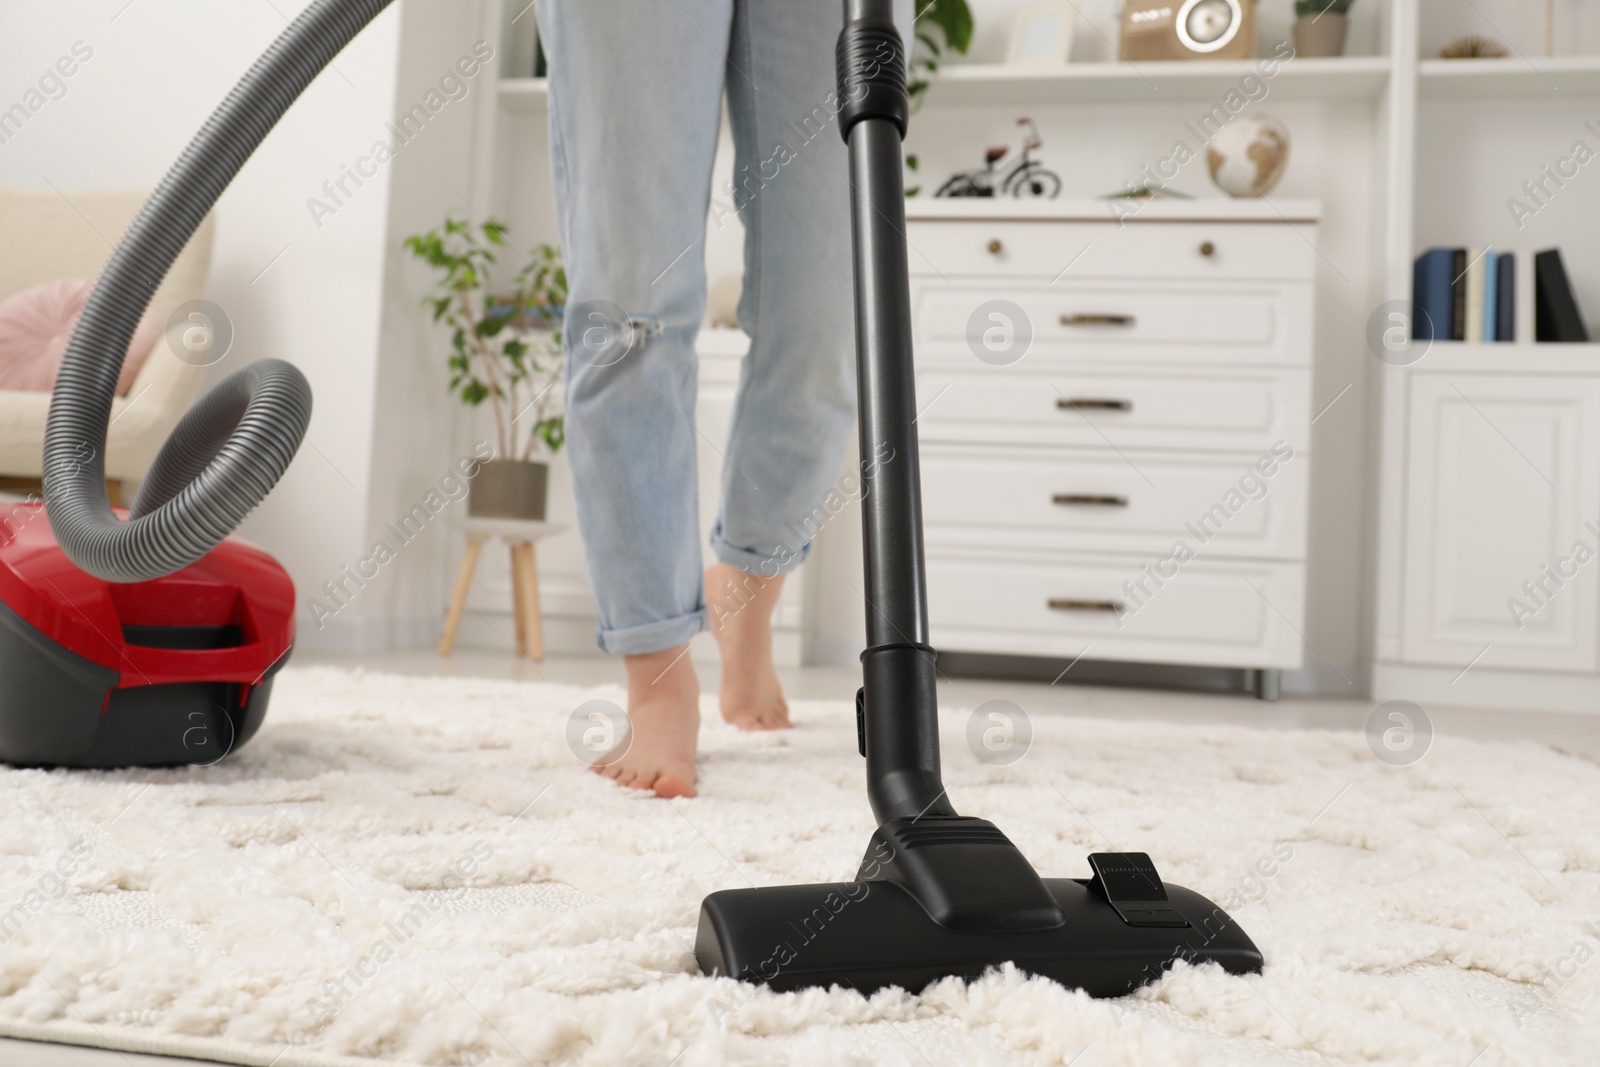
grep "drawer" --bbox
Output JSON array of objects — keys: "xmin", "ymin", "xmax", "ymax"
[
  {"xmin": 905, "ymin": 220, "xmax": 1316, "ymax": 282},
  {"xmin": 914, "ymin": 281, "xmax": 1311, "ymax": 368},
  {"xmin": 927, "ymin": 552, "xmax": 1306, "ymax": 669},
  {"xmin": 921, "ymin": 445, "xmax": 1307, "ymax": 560},
  {"xmin": 915, "ymin": 368, "xmax": 1309, "ymax": 453}
]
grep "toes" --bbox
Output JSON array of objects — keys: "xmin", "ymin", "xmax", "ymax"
[
  {"xmin": 597, "ymin": 762, "xmax": 694, "ymax": 798},
  {"xmin": 654, "ymin": 773, "xmax": 696, "ymax": 799},
  {"xmin": 595, "ymin": 762, "xmax": 651, "ymax": 791}
]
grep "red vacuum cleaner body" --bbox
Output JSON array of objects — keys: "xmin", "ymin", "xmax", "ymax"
[{"xmin": 0, "ymin": 502, "xmax": 293, "ymax": 767}]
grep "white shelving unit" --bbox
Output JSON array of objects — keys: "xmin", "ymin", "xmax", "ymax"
[{"xmin": 1373, "ymin": 7, "xmax": 1600, "ymax": 712}]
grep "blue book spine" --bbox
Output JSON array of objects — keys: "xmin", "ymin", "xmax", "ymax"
[
  {"xmin": 1412, "ymin": 248, "xmax": 1455, "ymax": 341},
  {"xmin": 1496, "ymin": 253, "xmax": 1516, "ymax": 341},
  {"xmin": 1483, "ymin": 250, "xmax": 1498, "ymax": 342}
]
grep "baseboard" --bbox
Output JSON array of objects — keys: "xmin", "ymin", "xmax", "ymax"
[
  {"xmin": 808, "ymin": 636, "xmax": 1364, "ymax": 698},
  {"xmin": 807, "ymin": 634, "xmax": 866, "ymax": 669},
  {"xmin": 452, "ymin": 612, "xmax": 597, "ymax": 657},
  {"xmin": 1281, "ymin": 660, "xmax": 1366, "ymax": 698},
  {"xmin": 1374, "ymin": 660, "xmax": 1600, "ymax": 716},
  {"xmin": 294, "ymin": 614, "xmax": 439, "ymax": 654}
]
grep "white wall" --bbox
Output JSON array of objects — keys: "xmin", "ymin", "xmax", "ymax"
[{"xmin": 354, "ymin": 1, "xmax": 503, "ymax": 651}]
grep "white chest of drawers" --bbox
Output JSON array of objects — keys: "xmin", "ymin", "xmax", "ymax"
[{"xmin": 905, "ymin": 200, "xmax": 1319, "ymax": 695}]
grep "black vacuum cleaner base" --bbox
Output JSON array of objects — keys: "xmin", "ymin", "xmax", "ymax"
[{"xmin": 696, "ymin": 876, "xmax": 1262, "ymax": 997}]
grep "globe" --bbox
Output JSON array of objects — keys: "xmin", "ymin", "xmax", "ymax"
[{"xmin": 1205, "ymin": 114, "xmax": 1290, "ymax": 198}]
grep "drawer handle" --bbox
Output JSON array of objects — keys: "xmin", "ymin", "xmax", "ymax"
[
  {"xmin": 1048, "ymin": 598, "xmax": 1125, "ymax": 614},
  {"xmin": 987, "ymin": 239, "xmax": 1003, "ymax": 255},
  {"xmin": 1060, "ymin": 313, "xmax": 1135, "ymax": 328},
  {"xmin": 1056, "ymin": 397, "xmax": 1132, "ymax": 412},
  {"xmin": 1199, "ymin": 240, "xmax": 1216, "ymax": 257},
  {"xmin": 1052, "ymin": 493, "xmax": 1128, "ymax": 507}
]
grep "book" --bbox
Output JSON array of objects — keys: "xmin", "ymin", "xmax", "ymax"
[
  {"xmin": 1535, "ymin": 248, "xmax": 1590, "ymax": 342},
  {"xmin": 1465, "ymin": 250, "xmax": 1487, "ymax": 342},
  {"xmin": 1496, "ymin": 252, "xmax": 1516, "ymax": 342},
  {"xmin": 1482, "ymin": 250, "xmax": 1497, "ymax": 342},
  {"xmin": 1516, "ymin": 249, "xmax": 1537, "ymax": 343},
  {"xmin": 1450, "ymin": 249, "xmax": 1467, "ymax": 341},
  {"xmin": 1412, "ymin": 248, "xmax": 1456, "ymax": 341}
]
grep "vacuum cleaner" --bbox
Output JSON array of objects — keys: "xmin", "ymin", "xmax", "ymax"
[
  {"xmin": 5, "ymin": 0, "xmax": 1262, "ymax": 996},
  {"xmin": 692, "ymin": 0, "xmax": 1264, "ymax": 997},
  {"xmin": 0, "ymin": 0, "xmax": 341, "ymax": 765},
  {"xmin": 0, "ymin": 502, "xmax": 293, "ymax": 766}
]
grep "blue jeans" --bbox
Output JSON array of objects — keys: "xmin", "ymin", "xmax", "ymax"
[{"xmin": 539, "ymin": 0, "xmax": 910, "ymax": 655}]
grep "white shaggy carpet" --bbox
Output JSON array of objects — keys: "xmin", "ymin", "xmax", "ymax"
[{"xmin": 0, "ymin": 667, "xmax": 1596, "ymax": 1067}]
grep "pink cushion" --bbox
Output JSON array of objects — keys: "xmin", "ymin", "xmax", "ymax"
[{"xmin": 0, "ymin": 280, "xmax": 161, "ymax": 396}]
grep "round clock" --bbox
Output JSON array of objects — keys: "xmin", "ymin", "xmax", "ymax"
[{"xmin": 1176, "ymin": 0, "xmax": 1244, "ymax": 53}]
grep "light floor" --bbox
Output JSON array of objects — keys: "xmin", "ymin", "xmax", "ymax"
[{"xmin": 5, "ymin": 650, "xmax": 1597, "ymax": 1067}]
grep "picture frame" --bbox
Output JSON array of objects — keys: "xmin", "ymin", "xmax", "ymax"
[{"xmin": 1006, "ymin": 5, "xmax": 1076, "ymax": 66}]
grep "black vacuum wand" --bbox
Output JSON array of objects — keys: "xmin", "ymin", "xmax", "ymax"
[{"xmin": 692, "ymin": 0, "xmax": 1264, "ymax": 996}]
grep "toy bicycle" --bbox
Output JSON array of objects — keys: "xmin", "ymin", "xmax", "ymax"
[{"xmin": 935, "ymin": 117, "xmax": 1062, "ymax": 199}]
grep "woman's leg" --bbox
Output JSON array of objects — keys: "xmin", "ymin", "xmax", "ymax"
[
  {"xmin": 540, "ymin": 0, "xmax": 733, "ymax": 796},
  {"xmin": 709, "ymin": 0, "xmax": 910, "ymax": 728}
]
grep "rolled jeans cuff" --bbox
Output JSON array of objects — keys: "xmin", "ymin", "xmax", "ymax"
[
  {"xmin": 596, "ymin": 607, "xmax": 708, "ymax": 655},
  {"xmin": 710, "ymin": 523, "xmax": 812, "ymax": 578}
]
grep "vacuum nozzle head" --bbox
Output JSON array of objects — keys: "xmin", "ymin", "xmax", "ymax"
[{"xmin": 696, "ymin": 872, "xmax": 1262, "ymax": 997}]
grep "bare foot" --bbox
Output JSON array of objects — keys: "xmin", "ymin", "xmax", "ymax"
[
  {"xmin": 706, "ymin": 562, "xmax": 791, "ymax": 731},
  {"xmin": 593, "ymin": 645, "xmax": 699, "ymax": 798}
]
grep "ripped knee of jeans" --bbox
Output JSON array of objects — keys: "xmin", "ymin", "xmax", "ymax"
[
  {"xmin": 625, "ymin": 315, "xmax": 663, "ymax": 345},
  {"xmin": 567, "ymin": 302, "xmax": 665, "ymax": 368}
]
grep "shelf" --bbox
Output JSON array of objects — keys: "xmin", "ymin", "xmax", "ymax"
[
  {"xmin": 1419, "ymin": 56, "xmax": 1600, "ymax": 100},
  {"xmin": 499, "ymin": 77, "xmax": 548, "ymax": 114},
  {"xmin": 919, "ymin": 57, "xmax": 1391, "ymax": 107},
  {"xmin": 905, "ymin": 197, "xmax": 1320, "ymax": 224},
  {"xmin": 1403, "ymin": 341, "xmax": 1600, "ymax": 374}
]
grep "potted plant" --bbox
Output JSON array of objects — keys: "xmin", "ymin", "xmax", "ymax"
[
  {"xmin": 404, "ymin": 217, "xmax": 566, "ymax": 521},
  {"xmin": 905, "ymin": 0, "xmax": 974, "ymax": 196},
  {"xmin": 1293, "ymin": 0, "xmax": 1354, "ymax": 58}
]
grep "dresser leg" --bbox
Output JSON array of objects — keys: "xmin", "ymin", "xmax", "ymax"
[{"xmin": 1253, "ymin": 669, "xmax": 1281, "ymax": 702}]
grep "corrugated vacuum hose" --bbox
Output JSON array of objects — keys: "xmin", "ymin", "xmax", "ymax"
[{"xmin": 43, "ymin": 0, "xmax": 396, "ymax": 583}]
